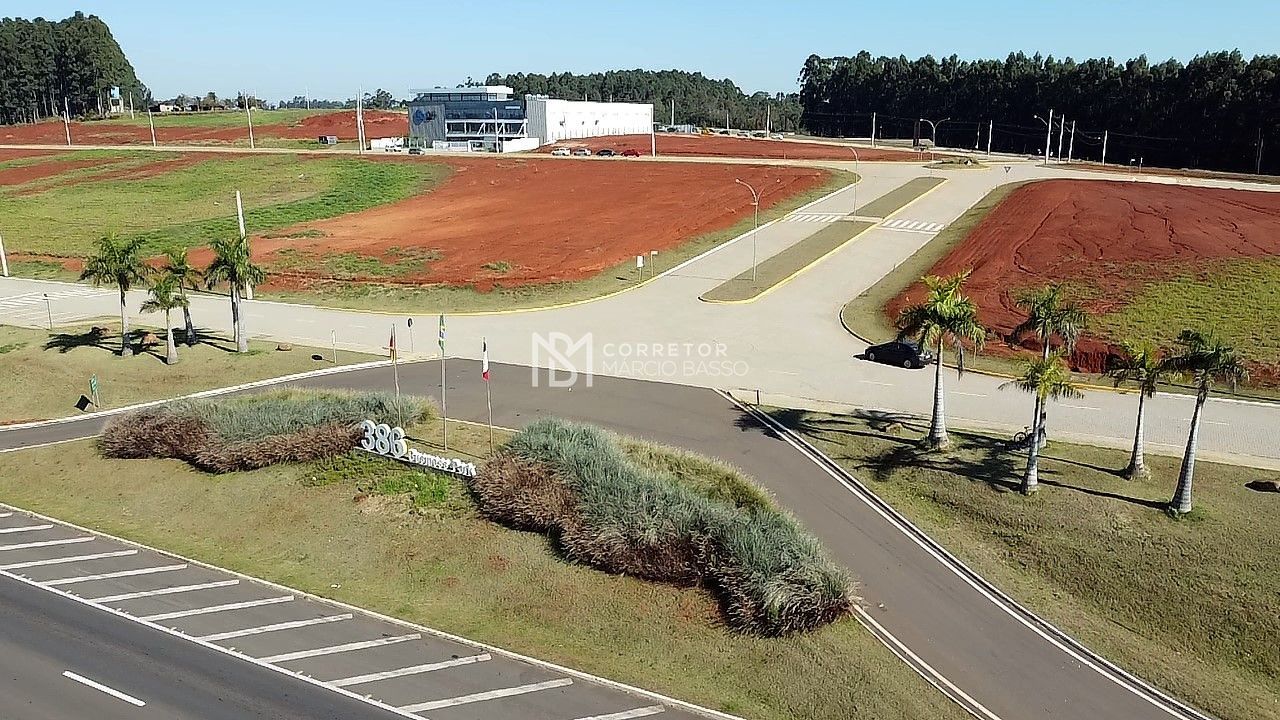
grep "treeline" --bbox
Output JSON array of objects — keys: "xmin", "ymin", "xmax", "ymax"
[
  {"xmin": 0, "ymin": 12, "xmax": 148, "ymax": 124},
  {"xmin": 484, "ymin": 69, "xmax": 802, "ymax": 131},
  {"xmin": 799, "ymin": 51, "xmax": 1280, "ymax": 174}
]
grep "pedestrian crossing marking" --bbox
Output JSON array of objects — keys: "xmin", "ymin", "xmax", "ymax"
[
  {"xmin": 782, "ymin": 212, "xmax": 848, "ymax": 223},
  {"xmin": 880, "ymin": 218, "xmax": 945, "ymax": 233}
]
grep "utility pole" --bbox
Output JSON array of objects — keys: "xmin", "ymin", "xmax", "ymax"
[
  {"xmin": 128, "ymin": 93, "xmax": 134, "ymax": 119},
  {"xmin": 725, "ymin": 106, "xmax": 730, "ymax": 133},
  {"xmin": 871, "ymin": 111, "xmax": 876, "ymax": 147},
  {"xmin": 670, "ymin": 98, "xmax": 674, "ymax": 126},
  {"xmin": 987, "ymin": 120, "xmax": 993, "ymax": 156},
  {"xmin": 0, "ymin": 232, "xmax": 9, "ymax": 277},
  {"xmin": 147, "ymin": 109, "xmax": 156, "ymax": 147},
  {"xmin": 1057, "ymin": 114, "xmax": 1065, "ymax": 163},
  {"xmin": 1067, "ymin": 121, "xmax": 1076, "ymax": 163},
  {"xmin": 765, "ymin": 104, "xmax": 771, "ymax": 134},
  {"xmin": 63, "ymin": 98, "xmax": 71, "ymax": 146},
  {"xmin": 1044, "ymin": 108, "xmax": 1053, "ymax": 165},
  {"xmin": 1257, "ymin": 127, "xmax": 1265, "ymax": 175},
  {"xmin": 1101, "ymin": 130, "xmax": 1108, "ymax": 166},
  {"xmin": 975, "ymin": 123, "xmax": 981, "ymax": 151},
  {"xmin": 246, "ymin": 105, "xmax": 255, "ymax": 149}
]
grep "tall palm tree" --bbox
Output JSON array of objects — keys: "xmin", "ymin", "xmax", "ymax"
[
  {"xmin": 78, "ymin": 233, "xmax": 149, "ymax": 357},
  {"xmin": 140, "ymin": 275, "xmax": 188, "ymax": 365},
  {"xmin": 1105, "ymin": 340, "xmax": 1168, "ymax": 480},
  {"xmin": 1163, "ymin": 330, "xmax": 1248, "ymax": 515},
  {"xmin": 1010, "ymin": 284, "xmax": 1087, "ymax": 447},
  {"xmin": 1002, "ymin": 351, "xmax": 1082, "ymax": 494},
  {"xmin": 159, "ymin": 248, "xmax": 201, "ymax": 346},
  {"xmin": 896, "ymin": 271, "xmax": 986, "ymax": 450},
  {"xmin": 203, "ymin": 235, "xmax": 265, "ymax": 353}
]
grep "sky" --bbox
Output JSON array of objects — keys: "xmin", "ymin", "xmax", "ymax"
[{"xmin": 9, "ymin": 1, "xmax": 1279, "ymax": 101}]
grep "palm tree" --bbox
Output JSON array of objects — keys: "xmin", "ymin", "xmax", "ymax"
[
  {"xmin": 203, "ymin": 235, "xmax": 265, "ymax": 353},
  {"xmin": 140, "ymin": 275, "xmax": 188, "ymax": 365},
  {"xmin": 1002, "ymin": 351, "xmax": 1082, "ymax": 494},
  {"xmin": 79, "ymin": 233, "xmax": 149, "ymax": 357},
  {"xmin": 1010, "ymin": 284, "xmax": 1087, "ymax": 447},
  {"xmin": 1163, "ymin": 330, "xmax": 1248, "ymax": 515},
  {"xmin": 896, "ymin": 271, "xmax": 986, "ymax": 450},
  {"xmin": 1105, "ymin": 340, "xmax": 1168, "ymax": 480},
  {"xmin": 159, "ymin": 248, "xmax": 201, "ymax": 346}
]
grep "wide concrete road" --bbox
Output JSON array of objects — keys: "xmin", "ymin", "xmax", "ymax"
[
  {"xmin": 0, "ymin": 573, "xmax": 402, "ymax": 720},
  {"xmin": 0, "ymin": 360, "xmax": 1208, "ymax": 720}
]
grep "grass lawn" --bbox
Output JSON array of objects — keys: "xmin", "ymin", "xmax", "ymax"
[
  {"xmin": 1093, "ymin": 257, "xmax": 1280, "ymax": 366},
  {"xmin": 261, "ymin": 169, "xmax": 859, "ymax": 314},
  {"xmin": 0, "ymin": 324, "xmax": 373, "ymax": 423},
  {"xmin": 0, "ymin": 419, "xmax": 965, "ymax": 720},
  {"xmin": 781, "ymin": 409, "xmax": 1280, "ymax": 720},
  {"xmin": 0, "ymin": 153, "xmax": 448, "ymax": 258},
  {"xmin": 95, "ymin": 108, "xmax": 326, "ymax": 129}
]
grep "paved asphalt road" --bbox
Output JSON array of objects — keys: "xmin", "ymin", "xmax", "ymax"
[
  {"xmin": 0, "ymin": 359, "xmax": 1210, "ymax": 720},
  {"xmin": 0, "ymin": 573, "xmax": 405, "ymax": 720}
]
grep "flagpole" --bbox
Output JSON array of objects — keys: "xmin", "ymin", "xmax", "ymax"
[
  {"xmin": 484, "ymin": 336, "xmax": 494, "ymax": 455},
  {"xmin": 391, "ymin": 324, "xmax": 402, "ymax": 428},
  {"xmin": 439, "ymin": 314, "xmax": 448, "ymax": 451}
]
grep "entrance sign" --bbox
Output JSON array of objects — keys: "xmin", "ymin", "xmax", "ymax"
[{"xmin": 359, "ymin": 420, "xmax": 477, "ymax": 477}]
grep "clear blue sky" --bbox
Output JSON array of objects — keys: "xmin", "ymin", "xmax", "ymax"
[{"xmin": 9, "ymin": 1, "xmax": 1278, "ymax": 101}]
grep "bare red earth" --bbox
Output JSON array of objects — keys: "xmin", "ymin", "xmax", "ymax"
[
  {"xmin": 198, "ymin": 157, "xmax": 828, "ymax": 289},
  {"xmin": 0, "ymin": 156, "xmax": 110, "ymax": 186},
  {"xmin": 0, "ymin": 111, "xmax": 404, "ymax": 145},
  {"xmin": 886, "ymin": 179, "xmax": 1280, "ymax": 374},
  {"xmin": 542, "ymin": 134, "xmax": 925, "ymax": 161}
]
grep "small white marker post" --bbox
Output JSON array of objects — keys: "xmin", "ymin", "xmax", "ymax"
[
  {"xmin": 0, "ymin": 232, "xmax": 9, "ymax": 277},
  {"xmin": 331, "ymin": 330, "xmax": 338, "ymax": 364},
  {"xmin": 649, "ymin": 249, "xmax": 657, "ymax": 280},
  {"xmin": 636, "ymin": 254, "xmax": 644, "ymax": 282}
]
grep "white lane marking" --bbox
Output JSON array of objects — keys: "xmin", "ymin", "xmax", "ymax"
[
  {"xmin": 1205, "ymin": 421, "xmax": 1229, "ymax": 427},
  {"xmin": 855, "ymin": 607, "xmax": 1000, "ymax": 720},
  {"xmin": 728, "ymin": 394, "xmax": 1207, "ymax": 720},
  {"xmin": 0, "ymin": 550, "xmax": 136, "ymax": 570},
  {"xmin": 0, "ymin": 524, "xmax": 53, "ymax": 534},
  {"xmin": 61, "ymin": 671, "xmax": 146, "ymax": 707},
  {"xmin": 46, "ymin": 564, "xmax": 187, "ymax": 586},
  {"xmin": 1059, "ymin": 404, "xmax": 1101, "ymax": 411},
  {"xmin": 199, "ymin": 614, "xmax": 352, "ymax": 642},
  {"xmin": 330, "ymin": 653, "xmax": 491, "ymax": 687},
  {"xmin": 0, "ymin": 536, "xmax": 93, "ymax": 552},
  {"xmin": 139, "ymin": 595, "xmax": 293, "ymax": 621},
  {"xmin": 400, "ymin": 678, "xmax": 574, "ymax": 713},
  {"xmin": 954, "ymin": 392, "xmax": 987, "ymax": 397},
  {"xmin": 88, "ymin": 579, "xmax": 239, "ymax": 603},
  {"xmin": 259, "ymin": 633, "xmax": 421, "ymax": 663},
  {"xmin": 0, "ymin": 512, "xmax": 11, "ymax": 518},
  {"xmin": 572, "ymin": 707, "xmax": 666, "ymax": 720},
  {"xmin": 860, "ymin": 380, "xmax": 893, "ymax": 386}
]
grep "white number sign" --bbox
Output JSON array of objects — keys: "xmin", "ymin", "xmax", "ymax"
[{"xmin": 359, "ymin": 419, "xmax": 476, "ymax": 477}]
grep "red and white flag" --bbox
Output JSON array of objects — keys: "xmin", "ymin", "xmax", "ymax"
[{"xmin": 481, "ymin": 338, "xmax": 490, "ymax": 382}]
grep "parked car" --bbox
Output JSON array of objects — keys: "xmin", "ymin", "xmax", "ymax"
[
  {"xmin": 864, "ymin": 340, "xmax": 933, "ymax": 369},
  {"xmin": 621, "ymin": 148, "xmax": 641, "ymax": 157},
  {"xmin": 596, "ymin": 148, "xmax": 616, "ymax": 157},
  {"xmin": 407, "ymin": 147, "xmax": 423, "ymax": 155},
  {"xmin": 571, "ymin": 147, "xmax": 591, "ymax": 156},
  {"xmin": 770, "ymin": 133, "xmax": 785, "ymax": 140},
  {"xmin": 551, "ymin": 147, "xmax": 571, "ymax": 156}
]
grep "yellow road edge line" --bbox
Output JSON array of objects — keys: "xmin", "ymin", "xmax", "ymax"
[{"xmin": 701, "ymin": 177, "xmax": 950, "ymax": 305}]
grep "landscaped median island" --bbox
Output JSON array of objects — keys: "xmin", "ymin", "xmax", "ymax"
[
  {"xmin": 781, "ymin": 408, "xmax": 1280, "ymax": 720},
  {"xmin": 0, "ymin": 324, "xmax": 371, "ymax": 424},
  {"xmin": 0, "ymin": 390, "xmax": 966, "ymax": 719}
]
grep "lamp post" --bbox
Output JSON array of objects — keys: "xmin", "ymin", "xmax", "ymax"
[
  {"xmin": 734, "ymin": 178, "xmax": 761, "ymax": 283},
  {"xmin": 919, "ymin": 117, "xmax": 950, "ymax": 149},
  {"xmin": 848, "ymin": 147, "xmax": 859, "ymax": 215},
  {"xmin": 1035, "ymin": 111, "xmax": 1054, "ymax": 165}
]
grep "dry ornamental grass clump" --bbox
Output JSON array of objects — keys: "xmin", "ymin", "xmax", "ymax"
[
  {"xmin": 473, "ymin": 417, "xmax": 856, "ymax": 636},
  {"xmin": 101, "ymin": 389, "xmax": 434, "ymax": 473}
]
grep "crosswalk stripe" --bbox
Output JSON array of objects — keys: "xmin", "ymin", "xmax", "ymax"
[
  {"xmin": 330, "ymin": 654, "xmax": 491, "ymax": 687},
  {"xmin": 399, "ymin": 678, "xmax": 574, "ymax": 713},
  {"xmin": 258, "ymin": 633, "xmax": 422, "ymax": 663}
]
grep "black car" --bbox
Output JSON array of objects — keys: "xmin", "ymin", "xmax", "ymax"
[
  {"xmin": 596, "ymin": 148, "xmax": 617, "ymax": 157},
  {"xmin": 864, "ymin": 340, "xmax": 934, "ymax": 369}
]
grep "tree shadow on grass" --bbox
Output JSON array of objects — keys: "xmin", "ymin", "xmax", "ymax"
[{"xmin": 43, "ymin": 327, "xmax": 117, "ymax": 354}]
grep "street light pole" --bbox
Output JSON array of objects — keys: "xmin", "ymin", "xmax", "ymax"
[
  {"xmin": 1035, "ymin": 110, "xmax": 1054, "ymax": 165},
  {"xmin": 919, "ymin": 117, "xmax": 950, "ymax": 148},
  {"xmin": 848, "ymin": 147, "xmax": 859, "ymax": 215},
  {"xmin": 735, "ymin": 179, "xmax": 761, "ymax": 283}
]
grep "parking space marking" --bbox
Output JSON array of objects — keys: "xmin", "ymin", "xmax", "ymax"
[
  {"xmin": 0, "ymin": 549, "xmax": 136, "ymax": 570},
  {"xmin": 258, "ymin": 633, "xmax": 422, "ymax": 663},
  {"xmin": 88, "ymin": 579, "xmax": 240, "ymax": 603},
  {"xmin": 400, "ymin": 678, "xmax": 575, "ymax": 712},
  {"xmin": 1059, "ymin": 404, "xmax": 1102, "ymax": 411},
  {"xmin": 572, "ymin": 707, "xmax": 666, "ymax": 720},
  {"xmin": 46, "ymin": 564, "xmax": 188, "ymax": 586},
  {"xmin": 330, "ymin": 654, "xmax": 491, "ymax": 688},
  {"xmin": 0, "ymin": 512, "xmax": 12, "ymax": 518},
  {"xmin": 140, "ymin": 595, "xmax": 293, "ymax": 621},
  {"xmin": 0, "ymin": 536, "xmax": 94, "ymax": 552},
  {"xmin": 0, "ymin": 524, "xmax": 53, "ymax": 534},
  {"xmin": 860, "ymin": 380, "xmax": 894, "ymax": 386},
  {"xmin": 954, "ymin": 392, "xmax": 987, "ymax": 398},
  {"xmin": 199, "ymin": 614, "xmax": 353, "ymax": 642},
  {"xmin": 62, "ymin": 671, "xmax": 147, "ymax": 707}
]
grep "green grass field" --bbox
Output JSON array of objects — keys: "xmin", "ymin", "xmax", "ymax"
[
  {"xmin": 0, "ymin": 324, "xmax": 372, "ymax": 423},
  {"xmin": 263, "ymin": 168, "xmax": 859, "ymax": 313},
  {"xmin": 784, "ymin": 409, "xmax": 1280, "ymax": 720},
  {"xmin": 0, "ymin": 420, "xmax": 965, "ymax": 720},
  {"xmin": 0, "ymin": 152, "xmax": 448, "ymax": 258}
]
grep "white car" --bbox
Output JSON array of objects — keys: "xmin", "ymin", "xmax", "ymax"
[{"xmin": 551, "ymin": 147, "xmax": 571, "ymax": 156}]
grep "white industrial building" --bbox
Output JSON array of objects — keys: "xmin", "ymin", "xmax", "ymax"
[{"xmin": 524, "ymin": 96, "xmax": 655, "ymax": 144}]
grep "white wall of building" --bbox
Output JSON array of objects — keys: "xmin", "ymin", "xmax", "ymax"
[{"xmin": 525, "ymin": 97, "xmax": 654, "ymax": 145}]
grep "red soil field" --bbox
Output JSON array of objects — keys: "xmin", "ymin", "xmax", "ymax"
[
  {"xmin": 542, "ymin": 134, "xmax": 925, "ymax": 161},
  {"xmin": 0, "ymin": 111, "xmax": 404, "ymax": 145},
  {"xmin": 215, "ymin": 157, "xmax": 829, "ymax": 289},
  {"xmin": 886, "ymin": 179, "xmax": 1280, "ymax": 373},
  {"xmin": 0, "ymin": 156, "xmax": 109, "ymax": 186},
  {"xmin": 0, "ymin": 148, "xmax": 55, "ymax": 161}
]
